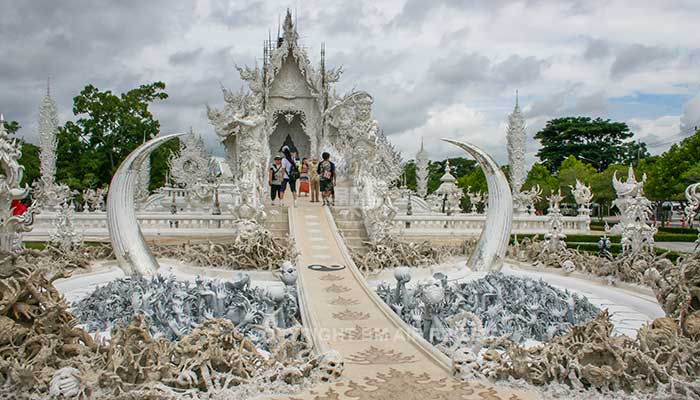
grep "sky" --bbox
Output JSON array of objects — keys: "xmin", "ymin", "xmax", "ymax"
[{"xmin": 1, "ymin": 0, "xmax": 699, "ymax": 166}]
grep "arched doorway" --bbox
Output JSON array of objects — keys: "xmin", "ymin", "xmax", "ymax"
[{"xmin": 269, "ymin": 110, "xmax": 311, "ymax": 158}]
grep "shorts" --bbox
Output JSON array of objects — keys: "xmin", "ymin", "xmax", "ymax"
[
  {"xmin": 320, "ymin": 179, "xmax": 333, "ymax": 193},
  {"xmin": 281, "ymin": 178, "xmax": 297, "ymax": 193}
]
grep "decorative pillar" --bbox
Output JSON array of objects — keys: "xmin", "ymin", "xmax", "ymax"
[
  {"xmin": 416, "ymin": 138, "xmax": 429, "ymax": 198},
  {"xmin": 39, "ymin": 80, "xmax": 58, "ymax": 183},
  {"xmin": 506, "ymin": 91, "xmax": 528, "ymax": 215},
  {"xmin": 33, "ymin": 80, "xmax": 71, "ymax": 211}
]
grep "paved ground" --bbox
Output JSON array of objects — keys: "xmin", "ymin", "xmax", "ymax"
[{"xmin": 655, "ymin": 241, "xmax": 698, "ymax": 253}]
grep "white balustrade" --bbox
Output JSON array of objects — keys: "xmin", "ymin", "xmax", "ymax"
[
  {"xmin": 26, "ymin": 211, "xmax": 240, "ymax": 241},
  {"xmin": 392, "ymin": 213, "xmax": 590, "ymax": 237}
]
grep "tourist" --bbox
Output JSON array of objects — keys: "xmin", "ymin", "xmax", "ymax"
[
  {"xmin": 308, "ymin": 157, "xmax": 320, "ymax": 202},
  {"xmin": 299, "ymin": 158, "xmax": 310, "ymax": 197},
  {"xmin": 281, "ymin": 145, "xmax": 299, "ymax": 207},
  {"xmin": 317, "ymin": 152, "xmax": 336, "ymax": 206},
  {"xmin": 269, "ymin": 155, "xmax": 285, "ymax": 206}
]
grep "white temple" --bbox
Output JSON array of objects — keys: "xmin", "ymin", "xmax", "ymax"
[{"xmin": 207, "ymin": 9, "xmax": 401, "ymax": 214}]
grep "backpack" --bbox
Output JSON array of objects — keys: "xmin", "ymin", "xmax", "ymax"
[
  {"xmin": 288, "ymin": 161, "xmax": 300, "ymax": 180},
  {"xmin": 319, "ymin": 161, "xmax": 334, "ymax": 180}
]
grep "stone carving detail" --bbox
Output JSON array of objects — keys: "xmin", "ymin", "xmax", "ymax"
[
  {"xmin": 465, "ymin": 186, "xmax": 483, "ymax": 214},
  {"xmin": 415, "ymin": 138, "xmax": 429, "ymax": 198},
  {"xmin": 0, "ymin": 259, "xmax": 331, "ymax": 399},
  {"xmin": 0, "ymin": 118, "xmax": 38, "ymax": 253},
  {"xmin": 134, "ymin": 152, "xmax": 150, "ymax": 206},
  {"xmin": 330, "ymin": 296, "xmax": 360, "ymax": 306},
  {"xmin": 325, "ymin": 91, "xmax": 402, "ymax": 238},
  {"xmin": 332, "ymin": 309, "xmax": 370, "ymax": 321},
  {"xmin": 543, "ymin": 189, "xmax": 567, "ymax": 254},
  {"xmin": 49, "ymin": 200, "xmax": 83, "ymax": 252},
  {"xmin": 32, "ymin": 82, "xmax": 69, "ymax": 211},
  {"xmin": 82, "ymin": 186, "xmax": 108, "ymax": 212},
  {"xmin": 570, "ymin": 178, "xmax": 593, "ymax": 217},
  {"xmin": 519, "ymin": 184, "xmax": 542, "ymax": 215},
  {"xmin": 346, "ymin": 347, "xmax": 416, "ymax": 365},
  {"xmin": 339, "ymin": 325, "xmax": 391, "ymax": 341},
  {"xmin": 345, "ymin": 369, "xmax": 507, "ymax": 400},
  {"xmin": 325, "ymin": 284, "xmax": 352, "ymax": 293},
  {"xmin": 608, "ymin": 166, "xmax": 656, "ymax": 256},
  {"xmin": 685, "ymin": 182, "xmax": 700, "ymax": 252},
  {"xmin": 507, "ymin": 93, "xmax": 527, "ymax": 194},
  {"xmin": 319, "ymin": 273, "xmax": 344, "ymax": 281}
]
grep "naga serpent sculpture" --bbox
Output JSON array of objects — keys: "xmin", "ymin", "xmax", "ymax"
[
  {"xmin": 442, "ymin": 138, "xmax": 513, "ymax": 272},
  {"xmin": 107, "ymin": 132, "xmax": 186, "ymax": 276}
]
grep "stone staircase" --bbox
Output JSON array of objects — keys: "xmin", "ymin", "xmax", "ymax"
[
  {"xmin": 264, "ymin": 207, "xmax": 290, "ymax": 238},
  {"xmin": 332, "ymin": 207, "xmax": 370, "ymax": 256}
]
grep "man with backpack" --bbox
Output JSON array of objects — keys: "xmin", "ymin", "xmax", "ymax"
[
  {"xmin": 317, "ymin": 152, "xmax": 336, "ymax": 206},
  {"xmin": 269, "ymin": 155, "xmax": 285, "ymax": 206}
]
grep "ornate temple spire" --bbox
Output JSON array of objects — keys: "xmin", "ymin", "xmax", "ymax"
[
  {"xmin": 281, "ymin": 8, "xmax": 298, "ymax": 46},
  {"xmin": 416, "ymin": 138, "xmax": 429, "ymax": 198},
  {"xmin": 38, "ymin": 78, "xmax": 59, "ymax": 182},
  {"xmin": 506, "ymin": 90, "xmax": 527, "ymax": 194}
]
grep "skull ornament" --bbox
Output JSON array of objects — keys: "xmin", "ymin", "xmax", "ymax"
[
  {"xmin": 280, "ymin": 262, "xmax": 298, "ymax": 286},
  {"xmin": 422, "ymin": 279, "xmax": 445, "ymax": 305},
  {"xmin": 452, "ymin": 347, "xmax": 479, "ymax": 378},
  {"xmin": 561, "ymin": 260, "xmax": 576, "ymax": 274},
  {"xmin": 281, "ymin": 366, "xmax": 304, "ymax": 384},
  {"xmin": 319, "ymin": 350, "xmax": 344, "ymax": 382}
]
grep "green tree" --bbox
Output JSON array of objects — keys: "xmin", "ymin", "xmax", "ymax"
[
  {"xmin": 402, "ymin": 160, "xmax": 417, "ymax": 192},
  {"xmin": 645, "ymin": 130, "xmax": 700, "ymax": 201},
  {"xmin": 56, "ymin": 82, "xmax": 169, "ymax": 191},
  {"xmin": 3, "ymin": 120, "xmax": 40, "ymax": 187},
  {"xmin": 427, "ymin": 157, "xmax": 477, "ymax": 194},
  {"xmin": 457, "ymin": 168, "xmax": 486, "ymax": 212},
  {"xmin": 534, "ymin": 117, "xmax": 641, "ymax": 173},
  {"xmin": 557, "ymin": 156, "xmax": 596, "ymax": 201}
]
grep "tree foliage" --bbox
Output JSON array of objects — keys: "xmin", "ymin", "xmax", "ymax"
[
  {"xmin": 56, "ymin": 82, "xmax": 170, "ymax": 191},
  {"xmin": 557, "ymin": 156, "xmax": 597, "ymax": 199},
  {"xmin": 645, "ymin": 130, "xmax": 700, "ymax": 201},
  {"xmin": 534, "ymin": 117, "xmax": 645, "ymax": 173}
]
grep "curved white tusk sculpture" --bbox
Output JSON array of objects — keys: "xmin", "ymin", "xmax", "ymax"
[
  {"xmin": 442, "ymin": 138, "xmax": 513, "ymax": 272},
  {"xmin": 107, "ymin": 133, "xmax": 186, "ymax": 276}
]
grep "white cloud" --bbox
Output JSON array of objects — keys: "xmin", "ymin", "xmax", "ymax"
[
  {"xmin": 2, "ymin": 0, "xmax": 700, "ymax": 163},
  {"xmin": 628, "ymin": 115, "xmax": 682, "ymax": 154},
  {"xmin": 392, "ymin": 103, "xmax": 508, "ymax": 162}
]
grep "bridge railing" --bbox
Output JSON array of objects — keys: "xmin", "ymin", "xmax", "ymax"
[
  {"xmin": 26, "ymin": 211, "xmax": 240, "ymax": 241},
  {"xmin": 391, "ymin": 214, "xmax": 590, "ymax": 236}
]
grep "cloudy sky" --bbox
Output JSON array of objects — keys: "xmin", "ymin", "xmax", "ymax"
[{"xmin": 2, "ymin": 0, "xmax": 699, "ymax": 165}]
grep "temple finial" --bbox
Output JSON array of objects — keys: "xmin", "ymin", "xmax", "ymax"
[
  {"xmin": 47, "ymin": 76, "xmax": 51, "ymax": 96},
  {"xmin": 515, "ymin": 89, "xmax": 519, "ymax": 108}
]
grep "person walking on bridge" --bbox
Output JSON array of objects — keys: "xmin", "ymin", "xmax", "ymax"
[
  {"xmin": 280, "ymin": 145, "xmax": 299, "ymax": 207},
  {"xmin": 308, "ymin": 157, "xmax": 320, "ymax": 203},
  {"xmin": 317, "ymin": 152, "xmax": 336, "ymax": 207},
  {"xmin": 269, "ymin": 154, "xmax": 285, "ymax": 206}
]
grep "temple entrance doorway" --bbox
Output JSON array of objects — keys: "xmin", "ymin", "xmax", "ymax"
[{"xmin": 269, "ymin": 112, "xmax": 310, "ymax": 159}]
